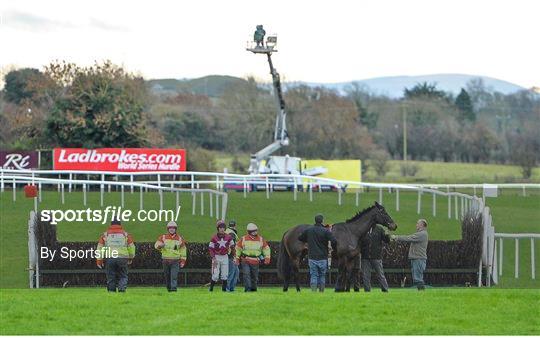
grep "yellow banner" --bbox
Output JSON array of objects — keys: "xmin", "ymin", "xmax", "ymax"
[{"xmin": 301, "ymin": 159, "xmax": 362, "ymax": 182}]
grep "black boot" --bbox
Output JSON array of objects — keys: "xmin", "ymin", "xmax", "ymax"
[
  {"xmin": 209, "ymin": 280, "xmax": 215, "ymax": 292},
  {"xmin": 222, "ymin": 280, "xmax": 227, "ymax": 292}
]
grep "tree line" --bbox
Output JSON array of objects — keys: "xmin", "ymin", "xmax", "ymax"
[{"xmin": 1, "ymin": 61, "xmax": 539, "ymax": 178}]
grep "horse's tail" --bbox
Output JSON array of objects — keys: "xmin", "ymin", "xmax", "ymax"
[{"xmin": 277, "ymin": 232, "xmax": 292, "ymax": 281}]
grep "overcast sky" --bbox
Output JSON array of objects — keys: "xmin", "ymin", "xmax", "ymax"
[{"xmin": 0, "ymin": 0, "xmax": 538, "ymax": 87}]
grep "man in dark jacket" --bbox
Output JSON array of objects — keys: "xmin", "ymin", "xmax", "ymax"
[
  {"xmin": 360, "ymin": 224, "xmax": 390, "ymax": 292},
  {"xmin": 298, "ymin": 214, "xmax": 337, "ymax": 292}
]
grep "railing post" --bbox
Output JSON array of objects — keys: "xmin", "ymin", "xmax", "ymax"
[
  {"xmin": 192, "ymin": 192, "xmax": 196, "ymax": 216},
  {"xmin": 100, "ymin": 174, "xmax": 104, "ymax": 207},
  {"xmin": 266, "ymin": 177, "xmax": 270, "ymax": 199},
  {"xmin": 447, "ymin": 194, "xmax": 451, "ymax": 219},
  {"xmin": 130, "ymin": 175, "xmax": 134, "ymax": 194},
  {"xmin": 61, "ymin": 183, "xmax": 65, "ymax": 204},
  {"xmin": 355, "ymin": 189, "xmax": 359, "ymax": 207},
  {"xmin": 379, "ymin": 188, "xmax": 383, "ymax": 205},
  {"xmin": 83, "ymin": 184, "xmax": 87, "ymax": 206},
  {"xmin": 293, "ymin": 178, "xmax": 297, "ymax": 201},
  {"xmin": 0, "ymin": 170, "xmax": 4, "ymax": 192},
  {"xmin": 209, "ymin": 191, "xmax": 213, "ymax": 218},
  {"xmin": 531, "ymin": 238, "xmax": 536, "ymax": 280},
  {"xmin": 121, "ymin": 185, "xmax": 124, "ymax": 208},
  {"xmin": 417, "ymin": 190, "xmax": 421, "ymax": 214},
  {"xmin": 200, "ymin": 188, "xmax": 204, "ymax": 216},
  {"xmin": 12, "ymin": 177, "xmax": 16, "ymax": 201},
  {"xmin": 454, "ymin": 195, "xmax": 458, "ymax": 220},
  {"xmin": 522, "ymin": 185, "xmax": 526, "ymax": 197},
  {"xmin": 139, "ymin": 186, "xmax": 144, "ymax": 210},
  {"xmin": 338, "ymin": 186, "xmax": 342, "ymax": 206},
  {"xmin": 396, "ymin": 188, "xmax": 400, "ymax": 211},
  {"xmin": 499, "ymin": 237, "xmax": 503, "ymax": 276},
  {"xmin": 432, "ymin": 193, "xmax": 436, "ymax": 217},
  {"xmin": 68, "ymin": 173, "xmax": 72, "ymax": 193},
  {"xmin": 515, "ymin": 238, "xmax": 519, "ymax": 278},
  {"xmin": 216, "ymin": 193, "xmax": 219, "ymax": 220},
  {"xmin": 243, "ymin": 178, "xmax": 247, "ymax": 198}
]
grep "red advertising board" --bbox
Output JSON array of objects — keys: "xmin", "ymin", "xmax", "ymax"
[{"xmin": 53, "ymin": 148, "xmax": 186, "ymax": 172}]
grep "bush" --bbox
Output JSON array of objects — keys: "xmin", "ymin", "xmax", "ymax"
[
  {"xmin": 400, "ymin": 163, "xmax": 420, "ymax": 177},
  {"xmin": 370, "ymin": 150, "xmax": 390, "ymax": 176},
  {"xmin": 187, "ymin": 147, "xmax": 216, "ymax": 172}
]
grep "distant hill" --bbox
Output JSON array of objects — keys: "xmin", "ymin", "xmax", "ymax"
[
  {"xmin": 304, "ymin": 74, "xmax": 526, "ymax": 98},
  {"xmin": 148, "ymin": 74, "xmax": 527, "ymax": 98},
  {"xmin": 147, "ymin": 75, "xmax": 247, "ymax": 97}
]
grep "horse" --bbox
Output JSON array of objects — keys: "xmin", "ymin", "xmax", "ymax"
[{"xmin": 277, "ymin": 201, "xmax": 398, "ymax": 292}]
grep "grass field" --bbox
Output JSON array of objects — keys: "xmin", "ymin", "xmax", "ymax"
[
  {"xmin": 1, "ymin": 187, "xmax": 539, "ymax": 289},
  {"xmin": 215, "ymin": 153, "xmax": 540, "ymax": 183},
  {"xmin": 1, "ymin": 288, "xmax": 539, "ymax": 335}
]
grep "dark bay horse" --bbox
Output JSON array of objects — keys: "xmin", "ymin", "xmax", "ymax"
[{"xmin": 277, "ymin": 202, "xmax": 397, "ymax": 292}]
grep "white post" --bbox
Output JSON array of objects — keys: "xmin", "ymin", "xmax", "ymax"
[
  {"xmin": 293, "ymin": 179, "xmax": 297, "ymax": 201},
  {"xmin": 176, "ymin": 190, "xmax": 180, "ymax": 213},
  {"xmin": 243, "ymin": 178, "xmax": 247, "ymax": 198},
  {"xmin": 38, "ymin": 183, "xmax": 42, "ymax": 203},
  {"xmin": 432, "ymin": 193, "xmax": 436, "ymax": 217},
  {"xmin": 309, "ymin": 182, "xmax": 313, "ymax": 202},
  {"xmin": 121, "ymin": 185, "xmax": 124, "ymax": 207},
  {"xmin": 447, "ymin": 194, "xmax": 451, "ymax": 219},
  {"xmin": 473, "ymin": 186, "xmax": 477, "ymax": 196},
  {"xmin": 209, "ymin": 192, "xmax": 213, "ymax": 217},
  {"xmin": 200, "ymin": 190, "xmax": 204, "ymax": 216},
  {"xmin": 379, "ymin": 188, "xmax": 383, "ymax": 205},
  {"xmin": 221, "ymin": 193, "xmax": 228, "ymax": 220},
  {"xmin": 531, "ymin": 238, "xmax": 536, "ymax": 280},
  {"xmin": 1, "ymin": 170, "xmax": 4, "ymax": 192},
  {"xmin": 215, "ymin": 193, "xmax": 219, "ymax": 220},
  {"xmin": 83, "ymin": 184, "xmax": 87, "ymax": 206},
  {"xmin": 338, "ymin": 187, "xmax": 342, "ymax": 206},
  {"xmin": 499, "ymin": 237, "xmax": 503, "ymax": 276},
  {"xmin": 100, "ymin": 174, "xmax": 104, "ymax": 207},
  {"xmin": 266, "ymin": 177, "xmax": 270, "ymax": 199},
  {"xmin": 139, "ymin": 186, "xmax": 143, "ymax": 210},
  {"xmin": 68, "ymin": 173, "xmax": 72, "ymax": 193},
  {"xmin": 12, "ymin": 177, "xmax": 16, "ymax": 201},
  {"xmin": 454, "ymin": 195, "xmax": 458, "ymax": 220},
  {"xmin": 192, "ymin": 192, "xmax": 196, "ymax": 216},
  {"xmin": 396, "ymin": 189, "xmax": 400, "ymax": 211},
  {"xmin": 130, "ymin": 175, "xmax": 134, "ymax": 194},
  {"xmin": 61, "ymin": 183, "xmax": 65, "ymax": 204},
  {"xmin": 522, "ymin": 185, "xmax": 526, "ymax": 197},
  {"xmin": 57, "ymin": 174, "xmax": 61, "ymax": 192},
  {"xmin": 417, "ymin": 190, "xmax": 421, "ymax": 214},
  {"xmin": 515, "ymin": 238, "xmax": 519, "ymax": 278}
]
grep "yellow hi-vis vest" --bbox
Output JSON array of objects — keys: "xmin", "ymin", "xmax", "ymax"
[
  {"xmin": 96, "ymin": 225, "xmax": 135, "ymax": 262},
  {"xmin": 235, "ymin": 234, "xmax": 270, "ymax": 264},
  {"xmin": 155, "ymin": 234, "xmax": 187, "ymax": 260}
]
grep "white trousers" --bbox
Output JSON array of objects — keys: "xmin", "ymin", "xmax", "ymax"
[{"xmin": 211, "ymin": 254, "xmax": 229, "ymax": 281}]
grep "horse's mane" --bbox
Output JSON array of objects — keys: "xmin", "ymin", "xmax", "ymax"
[{"xmin": 345, "ymin": 205, "xmax": 376, "ymax": 223}]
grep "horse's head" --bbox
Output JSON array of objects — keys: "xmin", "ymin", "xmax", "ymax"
[{"xmin": 373, "ymin": 201, "xmax": 398, "ymax": 230}]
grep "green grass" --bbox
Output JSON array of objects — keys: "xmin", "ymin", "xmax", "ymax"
[
  {"xmin": 1, "ymin": 288, "xmax": 539, "ymax": 335},
  {"xmin": 1, "ymin": 189, "xmax": 539, "ymax": 288},
  {"xmin": 365, "ymin": 160, "xmax": 540, "ymax": 183},
  {"xmin": 214, "ymin": 153, "xmax": 540, "ymax": 183}
]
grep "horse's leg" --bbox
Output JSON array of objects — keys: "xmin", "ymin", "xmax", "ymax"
[
  {"xmin": 345, "ymin": 258, "xmax": 354, "ymax": 292},
  {"xmin": 335, "ymin": 258, "xmax": 345, "ymax": 292},
  {"xmin": 294, "ymin": 264, "xmax": 301, "ymax": 292}
]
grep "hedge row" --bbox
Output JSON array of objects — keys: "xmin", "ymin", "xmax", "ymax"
[{"xmin": 36, "ymin": 212, "xmax": 482, "ymax": 287}]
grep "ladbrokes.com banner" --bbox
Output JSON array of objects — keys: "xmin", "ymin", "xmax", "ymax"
[{"xmin": 53, "ymin": 148, "xmax": 186, "ymax": 172}]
